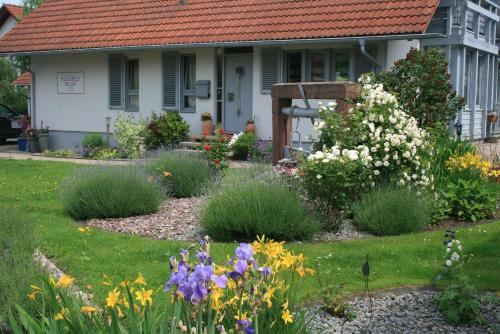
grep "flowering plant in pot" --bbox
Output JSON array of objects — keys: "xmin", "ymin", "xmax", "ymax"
[{"xmin": 201, "ymin": 112, "xmax": 213, "ymax": 136}]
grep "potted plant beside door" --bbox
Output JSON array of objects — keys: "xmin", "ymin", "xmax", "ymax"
[
  {"xmin": 201, "ymin": 112, "xmax": 213, "ymax": 136},
  {"xmin": 23, "ymin": 127, "xmax": 40, "ymax": 153}
]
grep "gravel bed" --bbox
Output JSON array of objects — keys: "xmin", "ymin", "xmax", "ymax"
[
  {"xmin": 87, "ymin": 197, "xmax": 204, "ymax": 241},
  {"xmin": 313, "ymin": 220, "xmax": 373, "ymax": 242},
  {"xmin": 309, "ymin": 288, "xmax": 499, "ymax": 334}
]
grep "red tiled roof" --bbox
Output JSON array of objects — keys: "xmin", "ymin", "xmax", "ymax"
[
  {"xmin": 2, "ymin": 4, "xmax": 23, "ymax": 19},
  {"xmin": 12, "ymin": 71, "xmax": 32, "ymax": 86},
  {"xmin": 0, "ymin": 0, "xmax": 440, "ymax": 53}
]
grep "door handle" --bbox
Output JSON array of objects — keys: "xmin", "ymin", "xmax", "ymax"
[{"xmin": 227, "ymin": 92, "xmax": 235, "ymax": 102}]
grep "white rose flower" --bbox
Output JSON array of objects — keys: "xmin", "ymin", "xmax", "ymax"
[
  {"xmin": 445, "ymin": 260, "xmax": 452, "ymax": 267},
  {"xmin": 316, "ymin": 174, "xmax": 322, "ymax": 180},
  {"xmin": 446, "ymin": 248, "xmax": 451, "ymax": 253}
]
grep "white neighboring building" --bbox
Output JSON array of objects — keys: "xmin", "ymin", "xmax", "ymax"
[{"xmin": 0, "ymin": 3, "xmax": 22, "ymax": 37}]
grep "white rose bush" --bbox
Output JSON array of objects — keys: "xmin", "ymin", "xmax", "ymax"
[{"xmin": 300, "ymin": 74, "xmax": 433, "ymax": 211}]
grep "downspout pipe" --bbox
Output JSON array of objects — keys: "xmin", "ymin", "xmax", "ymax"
[
  {"xmin": 8, "ymin": 55, "xmax": 35, "ymax": 128},
  {"xmin": 359, "ymin": 39, "xmax": 382, "ymax": 72}
]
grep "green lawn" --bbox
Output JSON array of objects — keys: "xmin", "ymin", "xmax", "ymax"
[{"xmin": 0, "ymin": 159, "xmax": 499, "ymax": 305}]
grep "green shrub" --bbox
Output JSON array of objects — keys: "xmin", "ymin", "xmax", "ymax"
[
  {"xmin": 437, "ymin": 276, "xmax": 483, "ymax": 325},
  {"xmin": 81, "ymin": 133, "xmax": 104, "ymax": 149},
  {"xmin": 300, "ymin": 154, "xmax": 371, "ymax": 212},
  {"xmin": 439, "ymin": 178, "xmax": 496, "ymax": 222},
  {"xmin": 201, "ymin": 168, "xmax": 320, "ymax": 241},
  {"xmin": 147, "ymin": 150, "xmax": 213, "ymax": 198},
  {"xmin": 378, "ymin": 48, "xmax": 464, "ymax": 127},
  {"xmin": 353, "ymin": 186, "xmax": 433, "ymax": 235},
  {"xmin": 42, "ymin": 149, "xmax": 77, "ymax": 158},
  {"xmin": 231, "ymin": 133, "xmax": 256, "ymax": 160},
  {"xmin": 92, "ymin": 148, "xmax": 121, "ymax": 160},
  {"xmin": 60, "ymin": 166, "xmax": 164, "ymax": 220},
  {"xmin": 114, "ymin": 115, "xmax": 147, "ymax": 159},
  {"xmin": 144, "ymin": 111, "xmax": 190, "ymax": 150},
  {"xmin": 0, "ymin": 210, "xmax": 40, "ymax": 325}
]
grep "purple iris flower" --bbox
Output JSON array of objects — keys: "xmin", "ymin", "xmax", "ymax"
[
  {"xmin": 191, "ymin": 264, "xmax": 213, "ymax": 282},
  {"xmin": 164, "ymin": 262, "xmax": 189, "ymax": 291},
  {"xmin": 212, "ymin": 274, "xmax": 227, "ymax": 288},
  {"xmin": 258, "ymin": 266, "xmax": 272, "ymax": 277},
  {"xmin": 235, "ymin": 259, "xmax": 248, "ymax": 275},
  {"xmin": 190, "ymin": 284, "xmax": 208, "ymax": 304},
  {"xmin": 197, "ymin": 251, "xmax": 208, "ymax": 263},
  {"xmin": 235, "ymin": 243, "xmax": 254, "ymax": 261},
  {"xmin": 236, "ymin": 319, "xmax": 255, "ymax": 334}
]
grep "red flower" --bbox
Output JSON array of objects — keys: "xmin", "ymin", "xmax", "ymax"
[
  {"xmin": 213, "ymin": 158, "xmax": 220, "ymax": 165},
  {"xmin": 220, "ymin": 129, "xmax": 225, "ymax": 135},
  {"xmin": 203, "ymin": 144, "xmax": 211, "ymax": 151},
  {"xmin": 221, "ymin": 137, "xmax": 226, "ymax": 143}
]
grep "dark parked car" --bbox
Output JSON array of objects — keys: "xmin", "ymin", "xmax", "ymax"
[{"xmin": 0, "ymin": 104, "xmax": 25, "ymax": 144}]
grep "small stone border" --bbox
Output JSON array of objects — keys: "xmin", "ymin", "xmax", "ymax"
[
  {"xmin": 34, "ymin": 250, "xmax": 94, "ymax": 306},
  {"xmin": 308, "ymin": 287, "xmax": 499, "ymax": 334}
]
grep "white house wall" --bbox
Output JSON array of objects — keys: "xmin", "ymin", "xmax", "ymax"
[
  {"xmin": 31, "ymin": 48, "xmax": 216, "ymax": 149},
  {"xmin": 386, "ymin": 40, "xmax": 420, "ymax": 69},
  {"xmin": 0, "ymin": 16, "xmax": 17, "ymax": 37}
]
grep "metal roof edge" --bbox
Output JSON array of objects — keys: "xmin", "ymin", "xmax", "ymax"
[{"xmin": 0, "ymin": 33, "xmax": 445, "ymax": 56}]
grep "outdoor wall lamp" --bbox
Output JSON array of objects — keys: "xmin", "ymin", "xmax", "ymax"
[
  {"xmin": 105, "ymin": 116, "xmax": 111, "ymax": 147},
  {"xmin": 454, "ymin": 121, "xmax": 463, "ymax": 140}
]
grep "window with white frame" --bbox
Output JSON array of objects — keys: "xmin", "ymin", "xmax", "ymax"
[
  {"xmin": 285, "ymin": 51, "xmax": 304, "ymax": 83},
  {"xmin": 479, "ymin": 16, "xmax": 486, "ymax": 37},
  {"xmin": 309, "ymin": 51, "xmax": 328, "ymax": 82},
  {"xmin": 476, "ymin": 55, "xmax": 484, "ymax": 106},
  {"xmin": 126, "ymin": 59, "xmax": 139, "ymax": 112},
  {"xmin": 181, "ymin": 54, "xmax": 196, "ymax": 111},
  {"xmin": 466, "ymin": 10, "xmax": 474, "ymax": 32},
  {"xmin": 333, "ymin": 52, "xmax": 350, "ymax": 81},
  {"xmin": 464, "ymin": 50, "xmax": 472, "ymax": 106}
]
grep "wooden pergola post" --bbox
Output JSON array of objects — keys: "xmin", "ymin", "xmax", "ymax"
[{"xmin": 271, "ymin": 82, "xmax": 362, "ymax": 165}]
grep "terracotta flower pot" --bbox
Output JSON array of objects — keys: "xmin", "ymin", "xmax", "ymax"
[
  {"xmin": 487, "ymin": 112, "xmax": 498, "ymax": 123},
  {"xmin": 201, "ymin": 120, "xmax": 213, "ymax": 136},
  {"xmin": 245, "ymin": 121, "xmax": 255, "ymax": 134}
]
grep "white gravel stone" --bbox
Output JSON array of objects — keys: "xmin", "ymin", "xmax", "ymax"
[{"xmin": 308, "ymin": 288, "xmax": 499, "ymax": 333}]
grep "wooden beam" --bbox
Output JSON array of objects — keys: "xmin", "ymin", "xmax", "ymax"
[{"xmin": 271, "ymin": 82, "xmax": 361, "ymax": 100}]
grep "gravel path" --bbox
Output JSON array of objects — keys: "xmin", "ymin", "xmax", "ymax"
[
  {"xmin": 87, "ymin": 197, "xmax": 203, "ymax": 241},
  {"xmin": 309, "ymin": 288, "xmax": 499, "ymax": 334},
  {"xmin": 313, "ymin": 220, "xmax": 373, "ymax": 242}
]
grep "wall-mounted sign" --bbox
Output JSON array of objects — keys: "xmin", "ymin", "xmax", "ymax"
[{"xmin": 57, "ymin": 72, "xmax": 85, "ymax": 94}]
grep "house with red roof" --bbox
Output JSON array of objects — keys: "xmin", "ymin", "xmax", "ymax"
[
  {"xmin": 0, "ymin": 0, "xmax": 498, "ymax": 149},
  {"xmin": 0, "ymin": 3, "xmax": 22, "ymax": 37}
]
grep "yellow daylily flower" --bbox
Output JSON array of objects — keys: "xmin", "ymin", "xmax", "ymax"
[
  {"xmin": 80, "ymin": 306, "xmax": 97, "ymax": 314},
  {"xmin": 106, "ymin": 288, "xmax": 121, "ymax": 308},
  {"xmin": 27, "ymin": 290, "xmax": 41, "ymax": 301},
  {"xmin": 58, "ymin": 275, "xmax": 75, "ymax": 288},
  {"xmin": 135, "ymin": 288, "xmax": 153, "ymax": 306},
  {"xmin": 133, "ymin": 273, "xmax": 147, "ymax": 286},
  {"xmin": 282, "ymin": 309, "xmax": 293, "ymax": 324},
  {"xmin": 234, "ymin": 311, "xmax": 248, "ymax": 321}
]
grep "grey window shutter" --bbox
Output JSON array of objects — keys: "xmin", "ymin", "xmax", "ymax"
[
  {"xmin": 162, "ymin": 52, "xmax": 179, "ymax": 109},
  {"xmin": 109, "ymin": 54, "xmax": 125, "ymax": 108},
  {"xmin": 261, "ymin": 48, "xmax": 281, "ymax": 93},
  {"xmin": 353, "ymin": 45, "xmax": 377, "ymax": 82}
]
